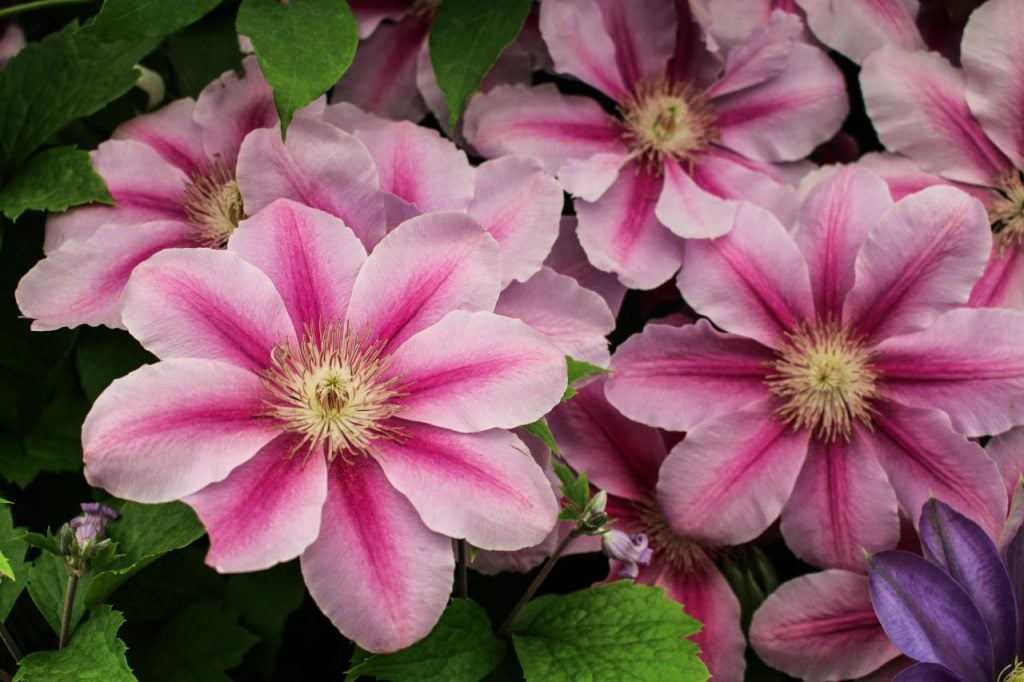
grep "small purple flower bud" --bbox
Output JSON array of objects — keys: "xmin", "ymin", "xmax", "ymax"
[
  {"xmin": 69, "ymin": 503, "xmax": 118, "ymax": 546},
  {"xmin": 602, "ymin": 530, "xmax": 653, "ymax": 579}
]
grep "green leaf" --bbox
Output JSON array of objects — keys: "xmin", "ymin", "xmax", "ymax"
[
  {"xmin": 225, "ymin": 562, "xmax": 304, "ymax": 640},
  {"xmin": 237, "ymin": 0, "xmax": 357, "ymax": 134},
  {"xmin": 85, "ymin": 501, "xmax": 204, "ymax": 606},
  {"xmin": 0, "ymin": 25, "xmax": 158, "ymax": 172},
  {"xmin": 26, "ymin": 551, "xmax": 91, "ymax": 634},
  {"xmin": 0, "ymin": 506, "xmax": 28, "ymax": 618},
  {"xmin": 137, "ymin": 601, "xmax": 257, "ymax": 682},
  {"xmin": 0, "ymin": 146, "xmax": 113, "ymax": 221},
  {"xmin": 14, "ymin": 605, "xmax": 135, "ymax": 682},
  {"xmin": 75, "ymin": 328, "xmax": 155, "ymax": 402},
  {"xmin": 521, "ymin": 419, "xmax": 559, "ymax": 457},
  {"xmin": 349, "ymin": 599, "xmax": 506, "ymax": 682},
  {"xmin": 164, "ymin": 10, "xmax": 244, "ymax": 97},
  {"xmin": 510, "ymin": 581, "xmax": 709, "ymax": 682},
  {"xmin": 561, "ymin": 356, "xmax": 608, "ymax": 400},
  {"xmin": 85, "ymin": 0, "xmax": 224, "ymax": 39},
  {"xmin": 429, "ymin": 0, "xmax": 532, "ymax": 127}
]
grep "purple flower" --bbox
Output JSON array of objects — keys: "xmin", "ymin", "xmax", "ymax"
[
  {"xmin": 69, "ymin": 503, "xmax": 118, "ymax": 546},
  {"xmin": 868, "ymin": 495, "xmax": 1023, "ymax": 682},
  {"xmin": 601, "ymin": 530, "xmax": 653, "ymax": 579}
]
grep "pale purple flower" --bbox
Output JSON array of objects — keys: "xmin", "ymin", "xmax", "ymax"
[
  {"xmin": 602, "ymin": 530, "xmax": 652, "ymax": 579},
  {"xmin": 69, "ymin": 503, "xmax": 118, "ymax": 546}
]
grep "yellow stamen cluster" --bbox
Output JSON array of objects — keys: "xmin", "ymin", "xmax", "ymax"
[
  {"xmin": 620, "ymin": 74, "xmax": 718, "ymax": 171},
  {"xmin": 767, "ymin": 322, "xmax": 879, "ymax": 442},
  {"xmin": 260, "ymin": 323, "xmax": 407, "ymax": 463},
  {"xmin": 182, "ymin": 158, "xmax": 244, "ymax": 248},
  {"xmin": 990, "ymin": 172, "xmax": 1024, "ymax": 254},
  {"xmin": 1000, "ymin": 660, "xmax": 1024, "ymax": 682},
  {"xmin": 635, "ymin": 501, "xmax": 713, "ymax": 574}
]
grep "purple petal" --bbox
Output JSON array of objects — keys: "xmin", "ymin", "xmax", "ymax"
[
  {"xmin": 893, "ymin": 662, "xmax": 964, "ymax": 682},
  {"xmin": 1003, "ymin": 480, "xmax": 1024, "ymax": 656}
]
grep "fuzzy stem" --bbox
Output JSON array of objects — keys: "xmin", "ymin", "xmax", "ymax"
[
  {"xmin": 497, "ymin": 529, "xmax": 581, "ymax": 638},
  {"xmin": 58, "ymin": 573, "xmax": 78, "ymax": 649},
  {"xmin": 0, "ymin": 621, "xmax": 21, "ymax": 663},
  {"xmin": 455, "ymin": 540, "xmax": 469, "ymax": 599},
  {"xmin": 0, "ymin": 0, "xmax": 92, "ymax": 19}
]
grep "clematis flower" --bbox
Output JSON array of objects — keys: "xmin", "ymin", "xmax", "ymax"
[
  {"xmin": 606, "ymin": 165, "xmax": 1024, "ymax": 572},
  {"xmin": 860, "ymin": 0, "xmax": 1024, "ymax": 312},
  {"xmin": 464, "ymin": 0, "xmax": 847, "ymax": 289},
  {"xmin": 81, "ymin": 200, "xmax": 566, "ymax": 652},
  {"xmin": 868, "ymin": 497, "xmax": 1024, "ymax": 682},
  {"xmin": 0, "ymin": 23, "xmax": 24, "ymax": 69},
  {"xmin": 14, "ymin": 57, "xmax": 351, "ymax": 331},
  {"xmin": 548, "ymin": 377, "xmax": 746, "ymax": 682}
]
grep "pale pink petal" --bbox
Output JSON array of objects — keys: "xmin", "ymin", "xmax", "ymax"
[
  {"xmin": 705, "ymin": 11, "xmax": 803, "ymax": 99},
  {"xmin": 373, "ymin": 422, "xmax": 558, "ymax": 550},
  {"xmin": 869, "ymin": 403, "xmax": 1008, "ymax": 540},
  {"xmin": 780, "ymin": 435, "xmax": 900, "ymax": 572},
  {"xmin": 494, "ymin": 267, "xmax": 614, "ymax": 366},
  {"xmin": 112, "ymin": 98, "xmax": 205, "ymax": 176},
  {"xmin": 538, "ymin": 0, "xmax": 629, "ymax": 98},
  {"xmin": 961, "ymin": 0, "xmax": 1024, "ymax": 164},
  {"xmin": 689, "ymin": 149, "xmax": 800, "ymax": 228},
  {"xmin": 121, "ymin": 248, "xmax": 295, "ymax": 370},
  {"xmin": 856, "ymin": 152, "xmax": 969, "ymax": 201},
  {"xmin": 689, "ymin": 0, "xmax": 781, "ymax": 54},
  {"xmin": 332, "ymin": 17, "xmax": 429, "ymax": 121},
  {"xmin": 860, "ymin": 47, "xmax": 1012, "ymax": 185},
  {"xmin": 678, "ymin": 201, "xmax": 814, "ymax": 347},
  {"xmin": 576, "ymin": 163, "xmax": 685, "ymax": 290},
  {"xmin": 968, "ymin": 244, "xmax": 1024, "ymax": 311},
  {"xmin": 843, "ymin": 186, "xmax": 992, "ymax": 342},
  {"xmin": 185, "ymin": 433, "xmax": 327, "ymax": 572},
  {"xmin": 545, "ymin": 217, "xmax": 627, "ymax": 314},
  {"xmin": 0, "ymin": 24, "xmax": 25, "ymax": 68},
  {"xmin": 656, "ymin": 563, "xmax": 746, "ymax": 682},
  {"xmin": 713, "ymin": 42, "xmax": 849, "ymax": 163},
  {"xmin": 83, "ymin": 359, "xmax": 279, "ymax": 502},
  {"xmin": 350, "ymin": 118, "xmax": 474, "ymax": 213},
  {"xmin": 796, "ymin": 0, "xmax": 924, "ymax": 64},
  {"xmin": 654, "ymin": 157, "xmax": 738, "ymax": 240},
  {"xmin": 17, "ymin": 221, "xmax": 191, "ymax": 331},
  {"xmin": 592, "ymin": 0, "xmax": 676, "ymax": 90},
  {"xmin": 195, "ymin": 57, "xmax": 276, "ymax": 167},
  {"xmin": 557, "ymin": 151, "xmax": 628, "ymax": 203},
  {"xmin": 794, "ymin": 166, "xmax": 894, "ymax": 318},
  {"xmin": 469, "ymin": 156, "xmax": 563, "ymax": 285},
  {"xmin": 389, "ymin": 310, "xmax": 566, "ymax": 432},
  {"xmin": 228, "ymin": 200, "xmax": 367, "ymax": 330},
  {"xmin": 346, "ymin": 213, "xmax": 501, "ymax": 353},
  {"xmin": 463, "ymin": 83, "xmax": 624, "ymax": 172},
  {"xmin": 657, "ymin": 400, "xmax": 810, "ymax": 544},
  {"xmin": 320, "ymin": 101, "xmax": 379, "ymax": 132},
  {"xmin": 986, "ymin": 427, "xmax": 1024, "ymax": 499},
  {"xmin": 606, "ymin": 318, "xmax": 774, "ymax": 431},
  {"xmin": 750, "ymin": 570, "xmax": 900, "ymax": 681},
  {"xmin": 549, "ymin": 378, "xmax": 666, "ymax": 502},
  {"xmin": 347, "ymin": 0, "xmax": 410, "ymax": 38},
  {"xmin": 669, "ymin": 0, "xmax": 726, "ymax": 86},
  {"xmin": 301, "ymin": 458, "xmax": 453, "ymax": 653},
  {"xmin": 236, "ymin": 118, "xmax": 387, "ymax": 247},
  {"xmin": 874, "ymin": 307, "xmax": 1024, "ymax": 437}
]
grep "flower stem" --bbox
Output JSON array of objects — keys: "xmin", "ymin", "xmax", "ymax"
[
  {"xmin": 0, "ymin": 0, "xmax": 92, "ymax": 20},
  {"xmin": 497, "ymin": 529, "xmax": 581, "ymax": 639},
  {"xmin": 0, "ymin": 621, "xmax": 21, "ymax": 663},
  {"xmin": 58, "ymin": 573, "xmax": 78, "ymax": 650},
  {"xmin": 455, "ymin": 539, "xmax": 469, "ymax": 599}
]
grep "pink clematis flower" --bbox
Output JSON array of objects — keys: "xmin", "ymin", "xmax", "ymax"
[
  {"xmin": 860, "ymin": 0, "xmax": 1024, "ymax": 312},
  {"xmin": 81, "ymin": 200, "xmax": 566, "ymax": 652},
  {"xmin": 464, "ymin": 0, "xmax": 847, "ymax": 289},
  {"xmin": 548, "ymin": 377, "xmax": 746, "ymax": 681},
  {"xmin": 606, "ymin": 165, "xmax": 1024, "ymax": 572},
  {"xmin": 14, "ymin": 57, "xmax": 361, "ymax": 331}
]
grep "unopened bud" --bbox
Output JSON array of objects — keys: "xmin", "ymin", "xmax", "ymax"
[
  {"xmin": 70, "ymin": 503, "xmax": 118, "ymax": 546},
  {"xmin": 602, "ymin": 530, "xmax": 652, "ymax": 579}
]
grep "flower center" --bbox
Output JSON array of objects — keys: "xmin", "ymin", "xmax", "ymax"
[
  {"xmin": 634, "ymin": 501, "xmax": 713, "ymax": 573},
  {"xmin": 260, "ymin": 323, "xmax": 406, "ymax": 462},
  {"xmin": 990, "ymin": 172, "xmax": 1024, "ymax": 253},
  {"xmin": 1001, "ymin": 660, "xmax": 1024, "ymax": 682},
  {"xmin": 766, "ymin": 322, "xmax": 879, "ymax": 442},
  {"xmin": 182, "ymin": 158, "xmax": 245, "ymax": 248},
  {"xmin": 620, "ymin": 74, "xmax": 717, "ymax": 170}
]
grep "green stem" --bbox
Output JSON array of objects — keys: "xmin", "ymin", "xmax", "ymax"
[
  {"xmin": 0, "ymin": 0, "xmax": 92, "ymax": 20},
  {"xmin": 496, "ymin": 529, "xmax": 581, "ymax": 639},
  {"xmin": 58, "ymin": 573, "xmax": 78, "ymax": 650},
  {"xmin": 0, "ymin": 621, "xmax": 21, "ymax": 663},
  {"xmin": 455, "ymin": 539, "xmax": 469, "ymax": 599}
]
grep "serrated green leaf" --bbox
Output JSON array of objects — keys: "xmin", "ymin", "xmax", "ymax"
[
  {"xmin": 137, "ymin": 601, "xmax": 257, "ymax": 682},
  {"xmin": 85, "ymin": 501, "xmax": 204, "ymax": 606},
  {"xmin": 14, "ymin": 605, "xmax": 135, "ymax": 682},
  {"xmin": 85, "ymin": 0, "xmax": 223, "ymax": 39},
  {"xmin": 562, "ymin": 356, "xmax": 607, "ymax": 401},
  {"xmin": 430, "ymin": 0, "xmax": 532, "ymax": 127},
  {"xmin": 0, "ymin": 25, "xmax": 158, "ymax": 172},
  {"xmin": 521, "ymin": 419, "xmax": 559, "ymax": 457},
  {"xmin": 0, "ymin": 146, "xmax": 112, "ymax": 221},
  {"xmin": 75, "ymin": 328, "xmax": 155, "ymax": 402},
  {"xmin": 237, "ymin": 0, "xmax": 357, "ymax": 134},
  {"xmin": 26, "ymin": 551, "xmax": 92, "ymax": 635},
  {"xmin": 349, "ymin": 599, "xmax": 506, "ymax": 682},
  {"xmin": 510, "ymin": 581, "xmax": 709, "ymax": 682},
  {"xmin": 0, "ymin": 506, "xmax": 27, "ymax": 617}
]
